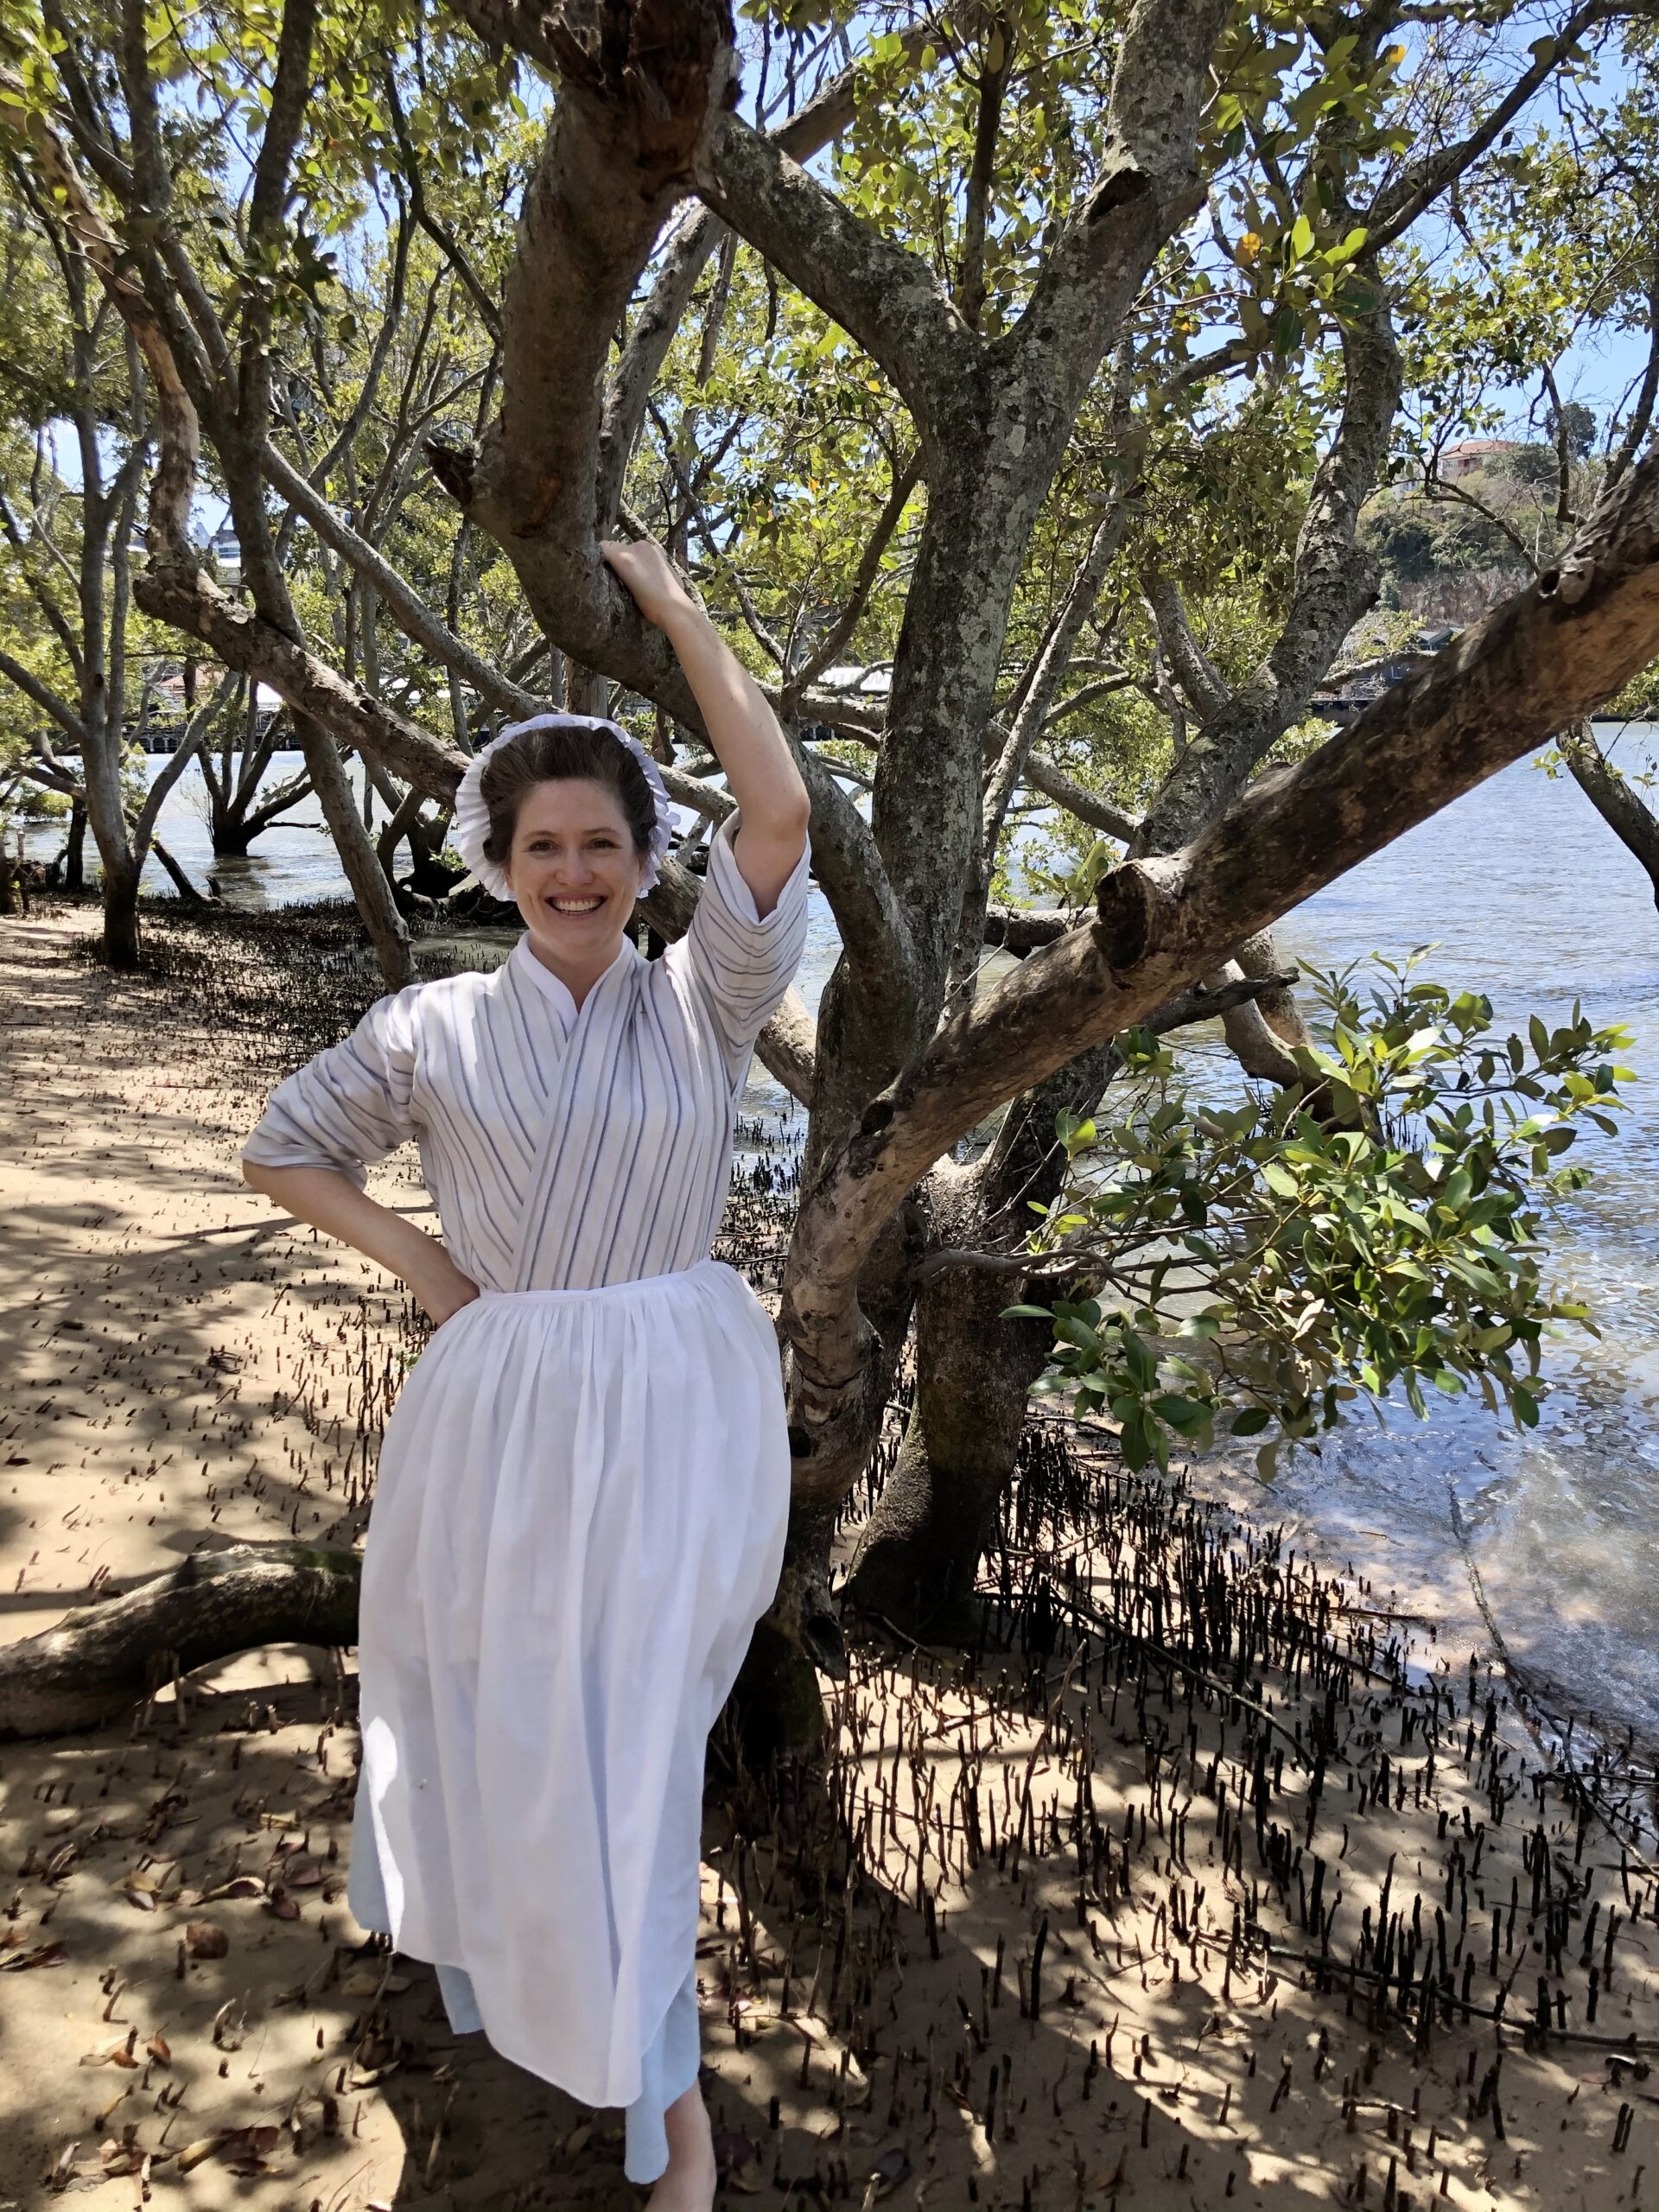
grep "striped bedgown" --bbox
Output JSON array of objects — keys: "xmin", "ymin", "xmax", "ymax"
[{"xmin": 240, "ymin": 810, "xmax": 810, "ymax": 2177}]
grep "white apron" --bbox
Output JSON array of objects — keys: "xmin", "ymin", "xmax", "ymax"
[{"xmin": 351, "ymin": 1261, "xmax": 788, "ymax": 2105}]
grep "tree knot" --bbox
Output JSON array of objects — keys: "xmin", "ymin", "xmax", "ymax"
[
  {"xmin": 548, "ymin": 0, "xmax": 737, "ymax": 188},
  {"xmin": 1084, "ymin": 157, "xmax": 1152, "ymax": 226},
  {"xmin": 1093, "ymin": 859, "xmax": 1158, "ymax": 975}
]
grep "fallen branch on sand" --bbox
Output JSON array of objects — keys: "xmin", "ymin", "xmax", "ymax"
[{"xmin": 0, "ymin": 1542, "xmax": 360, "ymax": 1738}]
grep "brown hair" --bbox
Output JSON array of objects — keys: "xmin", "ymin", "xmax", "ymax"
[{"xmin": 479, "ymin": 721, "xmax": 658, "ymax": 876}]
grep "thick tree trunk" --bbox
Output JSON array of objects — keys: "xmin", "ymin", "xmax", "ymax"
[
  {"xmin": 844, "ymin": 1217, "xmax": 1055, "ymax": 1636},
  {"xmin": 209, "ymin": 817, "xmax": 256, "ymax": 857},
  {"xmin": 843, "ymin": 1045, "xmax": 1109, "ymax": 1632},
  {"xmin": 0, "ymin": 1541, "xmax": 362, "ymax": 1738},
  {"xmin": 101, "ymin": 858, "xmax": 143, "ymax": 968},
  {"xmin": 732, "ymin": 1211, "xmax": 923, "ymax": 1758},
  {"xmin": 66, "ymin": 799, "xmax": 86, "ymax": 892},
  {"xmin": 0, "ymin": 847, "xmax": 16, "ymax": 916}
]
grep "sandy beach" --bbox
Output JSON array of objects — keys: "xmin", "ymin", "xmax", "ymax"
[{"xmin": 4, "ymin": 895, "xmax": 1659, "ymax": 2212}]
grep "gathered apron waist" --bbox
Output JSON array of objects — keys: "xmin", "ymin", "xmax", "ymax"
[{"xmin": 474, "ymin": 1258, "xmax": 733, "ymax": 1307}]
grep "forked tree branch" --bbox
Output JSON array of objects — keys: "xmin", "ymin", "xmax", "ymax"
[
  {"xmin": 1364, "ymin": 0, "xmax": 1622, "ymax": 257},
  {"xmin": 779, "ymin": 445, "xmax": 1659, "ymax": 1498},
  {"xmin": 696, "ymin": 112, "xmax": 971, "ymax": 430}
]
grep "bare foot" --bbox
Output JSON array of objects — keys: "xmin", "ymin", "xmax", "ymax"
[{"xmin": 645, "ymin": 2082, "xmax": 716, "ymax": 2211}]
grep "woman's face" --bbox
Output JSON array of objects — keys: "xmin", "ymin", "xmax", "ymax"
[{"xmin": 503, "ymin": 778, "xmax": 646, "ymax": 964}]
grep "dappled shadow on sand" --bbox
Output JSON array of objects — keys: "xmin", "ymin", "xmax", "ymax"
[
  {"xmin": 0, "ymin": 904, "xmax": 433, "ymax": 1644},
  {"xmin": 10, "ymin": 1535, "xmax": 1658, "ymax": 2212}
]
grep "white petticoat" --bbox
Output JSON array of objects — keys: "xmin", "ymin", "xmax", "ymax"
[{"xmin": 346, "ymin": 1259, "xmax": 791, "ymax": 2110}]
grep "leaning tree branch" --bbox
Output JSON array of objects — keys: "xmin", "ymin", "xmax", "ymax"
[
  {"xmin": 957, "ymin": 10, "xmax": 1014, "ymax": 332},
  {"xmin": 1559, "ymin": 718, "xmax": 1659, "ymax": 906},
  {"xmin": 1044, "ymin": 672, "xmax": 1136, "ymax": 728},
  {"xmin": 1364, "ymin": 0, "xmax": 1622, "ymax": 256},
  {"xmin": 1010, "ymin": 0, "xmax": 1228, "ymax": 392},
  {"xmin": 308, "ymin": 198, "xmax": 421, "ymax": 486},
  {"xmin": 791, "ymin": 734, "xmax": 921, "ymax": 1010},
  {"xmin": 261, "ymin": 440, "xmax": 548, "ymax": 722},
  {"xmin": 138, "ymin": 562, "xmax": 466, "ymax": 798},
  {"xmin": 984, "ymin": 496, "xmax": 1129, "ymax": 854},
  {"xmin": 0, "ymin": 1543, "xmax": 361, "ymax": 1738},
  {"xmin": 0, "ymin": 642, "xmax": 87, "ymax": 747},
  {"xmin": 696, "ymin": 114, "xmax": 973, "ymax": 432},
  {"xmin": 598, "ymin": 26, "xmax": 934, "ymax": 526},
  {"xmin": 440, "ymin": 0, "xmax": 563, "ymax": 73},
  {"xmin": 103, "ymin": 0, "xmax": 226, "ymax": 410},
  {"xmin": 777, "ymin": 442, "xmax": 1659, "ymax": 1501},
  {"xmin": 1141, "ymin": 569, "xmax": 1230, "ymax": 721},
  {"xmin": 456, "ymin": 0, "xmax": 736, "ymax": 562},
  {"xmin": 383, "ymin": 73, "xmax": 501, "ymax": 340},
  {"xmin": 423, "ymin": 4, "xmax": 774, "ymax": 750},
  {"xmin": 789, "ymin": 448, "xmax": 924, "ymax": 696},
  {"xmin": 1423, "ymin": 461, "xmax": 1541, "ymax": 573},
  {"xmin": 1020, "ymin": 751, "xmax": 1141, "ymax": 842},
  {"xmin": 1607, "ymin": 232, "xmax": 1659, "ymax": 490},
  {"xmin": 411, "ymin": 3, "xmax": 919, "ymax": 995}
]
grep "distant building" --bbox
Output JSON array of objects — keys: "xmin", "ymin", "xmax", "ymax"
[
  {"xmin": 206, "ymin": 520, "xmax": 241, "ymax": 582},
  {"xmin": 1439, "ymin": 438, "xmax": 1520, "ymax": 481},
  {"xmin": 819, "ymin": 664, "xmax": 892, "ymax": 697},
  {"xmin": 141, "ymin": 670, "xmax": 285, "ymax": 750}
]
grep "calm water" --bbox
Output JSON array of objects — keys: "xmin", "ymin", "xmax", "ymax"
[{"xmin": 32, "ymin": 741, "xmax": 1659, "ymax": 1734}]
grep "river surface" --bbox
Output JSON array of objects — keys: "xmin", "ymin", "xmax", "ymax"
[{"xmin": 31, "ymin": 740, "xmax": 1659, "ymax": 1737}]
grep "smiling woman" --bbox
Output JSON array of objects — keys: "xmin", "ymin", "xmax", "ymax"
[{"xmin": 236, "ymin": 536, "xmax": 810, "ymax": 2212}]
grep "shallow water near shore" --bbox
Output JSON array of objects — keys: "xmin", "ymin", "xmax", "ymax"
[
  {"xmin": 1258, "ymin": 734, "xmax": 1659, "ymax": 1745},
  {"xmin": 33, "ymin": 730, "xmax": 1659, "ymax": 1738}
]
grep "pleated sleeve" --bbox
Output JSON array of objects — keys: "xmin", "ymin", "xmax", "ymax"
[
  {"xmin": 240, "ymin": 986, "xmax": 422, "ymax": 1192},
  {"xmin": 669, "ymin": 810, "xmax": 811, "ymax": 1079}
]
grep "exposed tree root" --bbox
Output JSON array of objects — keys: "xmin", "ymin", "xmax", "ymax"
[{"xmin": 0, "ymin": 1541, "xmax": 360, "ymax": 1739}]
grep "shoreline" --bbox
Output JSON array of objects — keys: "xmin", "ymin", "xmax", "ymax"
[{"xmin": 4, "ymin": 897, "xmax": 1659, "ymax": 2211}]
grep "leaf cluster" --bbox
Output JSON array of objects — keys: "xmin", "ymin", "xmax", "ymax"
[{"xmin": 1010, "ymin": 956, "xmax": 1633, "ymax": 1478}]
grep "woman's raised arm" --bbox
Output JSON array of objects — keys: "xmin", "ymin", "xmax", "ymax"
[{"xmin": 600, "ymin": 537, "xmax": 810, "ymax": 918}]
